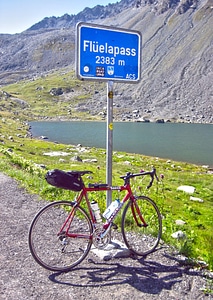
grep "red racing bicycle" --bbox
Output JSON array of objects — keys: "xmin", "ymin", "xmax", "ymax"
[{"xmin": 29, "ymin": 167, "xmax": 162, "ymax": 272}]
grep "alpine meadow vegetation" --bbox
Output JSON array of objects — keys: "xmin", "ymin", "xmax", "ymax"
[{"xmin": 0, "ymin": 71, "xmax": 212, "ymax": 271}]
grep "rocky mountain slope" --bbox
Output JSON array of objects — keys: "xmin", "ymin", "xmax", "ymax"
[{"xmin": 0, "ymin": 0, "xmax": 212, "ymax": 123}]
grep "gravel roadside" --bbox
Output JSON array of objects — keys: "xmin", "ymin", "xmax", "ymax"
[{"xmin": 0, "ymin": 172, "xmax": 212, "ymax": 300}]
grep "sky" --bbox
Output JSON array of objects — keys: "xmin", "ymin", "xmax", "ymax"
[{"xmin": 0, "ymin": 0, "xmax": 119, "ymax": 34}]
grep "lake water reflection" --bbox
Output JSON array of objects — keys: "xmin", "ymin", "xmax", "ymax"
[{"xmin": 30, "ymin": 121, "xmax": 213, "ymax": 167}]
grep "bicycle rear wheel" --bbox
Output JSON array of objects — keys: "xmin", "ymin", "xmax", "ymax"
[
  {"xmin": 29, "ymin": 201, "xmax": 93, "ymax": 272},
  {"xmin": 121, "ymin": 196, "xmax": 162, "ymax": 256}
]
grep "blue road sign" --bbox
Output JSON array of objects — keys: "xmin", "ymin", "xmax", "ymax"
[{"xmin": 76, "ymin": 22, "xmax": 142, "ymax": 83}]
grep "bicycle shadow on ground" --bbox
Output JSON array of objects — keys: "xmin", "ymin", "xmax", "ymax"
[{"xmin": 48, "ymin": 252, "xmax": 201, "ymax": 294}]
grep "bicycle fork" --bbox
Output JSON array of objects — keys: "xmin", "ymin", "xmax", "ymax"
[{"xmin": 131, "ymin": 199, "xmax": 148, "ymax": 228}]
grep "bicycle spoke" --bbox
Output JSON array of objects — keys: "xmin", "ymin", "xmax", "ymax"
[
  {"xmin": 29, "ymin": 201, "xmax": 93, "ymax": 272},
  {"xmin": 121, "ymin": 196, "xmax": 162, "ymax": 256}
]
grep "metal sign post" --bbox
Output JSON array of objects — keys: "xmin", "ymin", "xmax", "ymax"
[
  {"xmin": 106, "ymin": 81, "xmax": 113, "ymax": 206},
  {"xmin": 76, "ymin": 22, "xmax": 141, "ymax": 206}
]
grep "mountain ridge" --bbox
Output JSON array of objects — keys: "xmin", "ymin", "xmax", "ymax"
[
  {"xmin": 26, "ymin": 0, "xmax": 200, "ymax": 32},
  {"xmin": 0, "ymin": 0, "xmax": 212, "ymax": 123}
]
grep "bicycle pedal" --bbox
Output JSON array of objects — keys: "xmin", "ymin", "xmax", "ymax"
[{"xmin": 112, "ymin": 222, "xmax": 118, "ymax": 230}]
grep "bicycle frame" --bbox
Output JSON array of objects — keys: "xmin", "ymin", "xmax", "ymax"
[
  {"xmin": 29, "ymin": 167, "xmax": 161, "ymax": 272},
  {"xmin": 58, "ymin": 181, "xmax": 148, "ymax": 240}
]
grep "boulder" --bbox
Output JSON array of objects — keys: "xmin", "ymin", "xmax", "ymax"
[
  {"xmin": 171, "ymin": 230, "xmax": 186, "ymax": 239},
  {"xmin": 190, "ymin": 196, "xmax": 204, "ymax": 203},
  {"xmin": 177, "ymin": 185, "xmax": 195, "ymax": 194},
  {"xmin": 71, "ymin": 155, "xmax": 82, "ymax": 162},
  {"xmin": 175, "ymin": 220, "xmax": 186, "ymax": 226},
  {"xmin": 156, "ymin": 119, "xmax": 165, "ymax": 123},
  {"xmin": 49, "ymin": 88, "xmax": 63, "ymax": 96}
]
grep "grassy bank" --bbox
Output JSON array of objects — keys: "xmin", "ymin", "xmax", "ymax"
[
  {"xmin": 0, "ymin": 72, "xmax": 212, "ymax": 271},
  {"xmin": 0, "ymin": 135, "xmax": 212, "ymax": 271}
]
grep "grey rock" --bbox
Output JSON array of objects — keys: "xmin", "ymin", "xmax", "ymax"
[
  {"xmin": 71, "ymin": 155, "xmax": 82, "ymax": 162},
  {"xmin": 171, "ymin": 230, "xmax": 186, "ymax": 239}
]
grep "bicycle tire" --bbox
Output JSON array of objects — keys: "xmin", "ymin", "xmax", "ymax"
[
  {"xmin": 29, "ymin": 201, "xmax": 93, "ymax": 272},
  {"xmin": 121, "ymin": 196, "xmax": 162, "ymax": 256}
]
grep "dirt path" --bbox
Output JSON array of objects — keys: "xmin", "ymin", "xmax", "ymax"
[{"xmin": 0, "ymin": 172, "xmax": 211, "ymax": 300}]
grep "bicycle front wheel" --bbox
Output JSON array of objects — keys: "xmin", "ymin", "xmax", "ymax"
[
  {"xmin": 29, "ymin": 201, "xmax": 93, "ymax": 272},
  {"xmin": 121, "ymin": 196, "xmax": 162, "ymax": 256}
]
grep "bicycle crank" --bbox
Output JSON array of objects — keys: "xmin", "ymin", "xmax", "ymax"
[{"xmin": 93, "ymin": 228, "xmax": 110, "ymax": 249}]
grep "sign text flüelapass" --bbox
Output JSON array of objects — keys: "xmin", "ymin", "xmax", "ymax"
[{"xmin": 76, "ymin": 22, "xmax": 142, "ymax": 83}]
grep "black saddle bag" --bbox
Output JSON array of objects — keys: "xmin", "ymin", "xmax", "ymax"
[{"xmin": 45, "ymin": 169, "xmax": 84, "ymax": 191}]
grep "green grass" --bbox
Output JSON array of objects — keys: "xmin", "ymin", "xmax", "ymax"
[
  {"xmin": 1, "ymin": 69, "xmax": 105, "ymax": 121},
  {"xmin": 1, "ymin": 140, "xmax": 212, "ymax": 270},
  {"xmin": 0, "ymin": 71, "xmax": 212, "ymax": 271}
]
